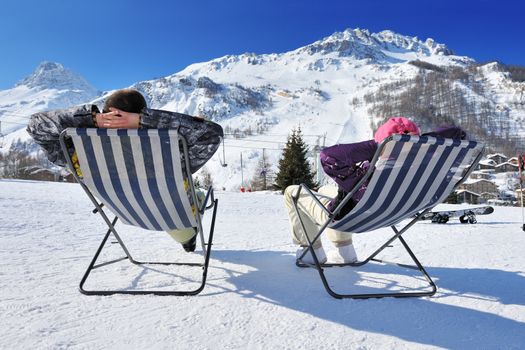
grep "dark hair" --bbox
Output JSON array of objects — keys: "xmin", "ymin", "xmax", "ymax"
[{"xmin": 103, "ymin": 89, "xmax": 147, "ymax": 113}]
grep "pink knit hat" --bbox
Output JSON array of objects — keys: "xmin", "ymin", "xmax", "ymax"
[{"xmin": 374, "ymin": 117, "xmax": 420, "ymax": 143}]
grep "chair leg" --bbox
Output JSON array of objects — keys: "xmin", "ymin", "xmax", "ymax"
[
  {"xmin": 79, "ymin": 199, "xmax": 218, "ymax": 296},
  {"xmin": 296, "ymin": 218, "xmax": 437, "ymax": 299}
]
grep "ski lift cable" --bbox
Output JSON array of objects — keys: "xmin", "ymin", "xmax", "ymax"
[
  {"xmin": 251, "ymin": 133, "xmax": 337, "ymax": 142},
  {"xmin": 222, "ymin": 144, "xmax": 282, "ymax": 151},
  {"xmin": 0, "ymin": 116, "xmax": 29, "ymax": 123},
  {"xmin": 225, "ymin": 142, "xmax": 319, "ymax": 150},
  {"xmin": 0, "ymin": 103, "xmax": 41, "ymax": 122},
  {"xmin": 224, "ymin": 132, "xmax": 327, "ymax": 137},
  {"xmin": 0, "ymin": 111, "xmax": 33, "ymax": 117},
  {"xmin": 224, "ymin": 136, "xmax": 320, "ymax": 145},
  {"xmin": 0, "ymin": 120, "xmax": 28, "ymax": 126},
  {"xmin": 223, "ymin": 132, "xmax": 336, "ymax": 143},
  {"xmin": 224, "ymin": 138, "xmax": 287, "ymax": 145}
]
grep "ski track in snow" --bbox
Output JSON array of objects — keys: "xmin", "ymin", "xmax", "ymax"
[{"xmin": 1, "ymin": 179, "xmax": 525, "ymax": 349}]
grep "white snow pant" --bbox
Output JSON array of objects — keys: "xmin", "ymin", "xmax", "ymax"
[
  {"xmin": 166, "ymin": 187, "xmax": 205, "ymax": 243},
  {"xmin": 283, "ymin": 185, "xmax": 353, "ymax": 248}
]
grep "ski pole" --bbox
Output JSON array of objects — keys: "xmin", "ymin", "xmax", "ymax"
[{"xmin": 519, "ymin": 154, "xmax": 525, "ymax": 232}]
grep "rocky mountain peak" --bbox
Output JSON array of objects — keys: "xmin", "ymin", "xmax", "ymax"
[
  {"xmin": 299, "ymin": 28, "xmax": 454, "ymax": 60},
  {"xmin": 16, "ymin": 61, "xmax": 97, "ymax": 93}
]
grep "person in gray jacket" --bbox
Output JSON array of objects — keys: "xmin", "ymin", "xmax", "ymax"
[
  {"xmin": 27, "ymin": 89, "xmax": 223, "ymax": 174},
  {"xmin": 27, "ymin": 89, "xmax": 223, "ymax": 252}
]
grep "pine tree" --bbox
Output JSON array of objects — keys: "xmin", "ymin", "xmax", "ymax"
[{"xmin": 274, "ymin": 128, "xmax": 317, "ymax": 192}]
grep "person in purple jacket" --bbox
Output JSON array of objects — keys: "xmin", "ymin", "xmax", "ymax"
[{"xmin": 284, "ymin": 117, "xmax": 466, "ymax": 264}]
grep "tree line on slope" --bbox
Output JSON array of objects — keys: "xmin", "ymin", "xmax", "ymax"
[{"xmin": 359, "ymin": 62, "xmax": 524, "ymax": 154}]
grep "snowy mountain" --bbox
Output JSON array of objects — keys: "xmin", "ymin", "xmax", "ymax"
[
  {"xmin": 1, "ymin": 28, "xmax": 524, "ymax": 190},
  {"xmin": 0, "ymin": 61, "xmax": 99, "ymax": 138},
  {"xmin": 16, "ymin": 61, "xmax": 96, "ymax": 92}
]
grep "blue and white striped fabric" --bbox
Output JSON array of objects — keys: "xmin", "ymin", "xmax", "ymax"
[
  {"xmin": 330, "ymin": 134, "xmax": 483, "ymax": 233},
  {"xmin": 66, "ymin": 128, "xmax": 197, "ymax": 231}
]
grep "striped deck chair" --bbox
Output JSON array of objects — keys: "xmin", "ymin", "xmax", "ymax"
[
  {"xmin": 293, "ymin": 134, "xmax": 484, "ymax": 299},
  {"xmin": 59, "ymin": 128, "xmax": 218, "ymax": 296}
]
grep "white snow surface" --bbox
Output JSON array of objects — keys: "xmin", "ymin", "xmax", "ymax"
[{"xmin": 1, "ymin": 179, "xmax": 525, "ymax": 349}]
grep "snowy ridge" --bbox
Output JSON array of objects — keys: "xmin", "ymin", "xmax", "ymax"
[{"xmin": 297, "ymin": 28, "xmax": 455, "ymax": 61}]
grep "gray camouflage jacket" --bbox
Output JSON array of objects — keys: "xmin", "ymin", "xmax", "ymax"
[{"xmin": 27, "ymin": 105, "xmax": 224, "ymax": 173}]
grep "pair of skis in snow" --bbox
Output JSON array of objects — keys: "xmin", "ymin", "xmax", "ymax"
[
  {"xmin": 420, "ymin": 206, "xmax": 494, "ymax": 224},
  {"xmin": 422, "ymin": 154, "xmax": 524, "ymax": 229}
]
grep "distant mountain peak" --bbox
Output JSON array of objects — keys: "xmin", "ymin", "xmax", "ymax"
[
  {"xmin": 16, "ymin": 61, "xmax": 97, "ymax": 92},
  {"xmin": 299, "ymin": 28, "xmax": 453, "ymax": 60}
]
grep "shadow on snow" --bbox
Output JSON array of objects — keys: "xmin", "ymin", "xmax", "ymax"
[{"xmin": 211, "ymin": 249, "xmax": 525, "ymax": 349}]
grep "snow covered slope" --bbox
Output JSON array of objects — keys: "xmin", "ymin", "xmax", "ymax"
[{"xmin": 1, "ymin": 179, "xmax": 524, "ymax": 349}]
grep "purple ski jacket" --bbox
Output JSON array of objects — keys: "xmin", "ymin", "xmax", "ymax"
[{"xmin": 320, "ymin": 126, "xmax": 467, "ymax": 216}]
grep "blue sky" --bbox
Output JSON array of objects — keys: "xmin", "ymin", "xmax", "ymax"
[{"xmin": 1, "ymin": 0, "xmax": 523, "ymax": 90}]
